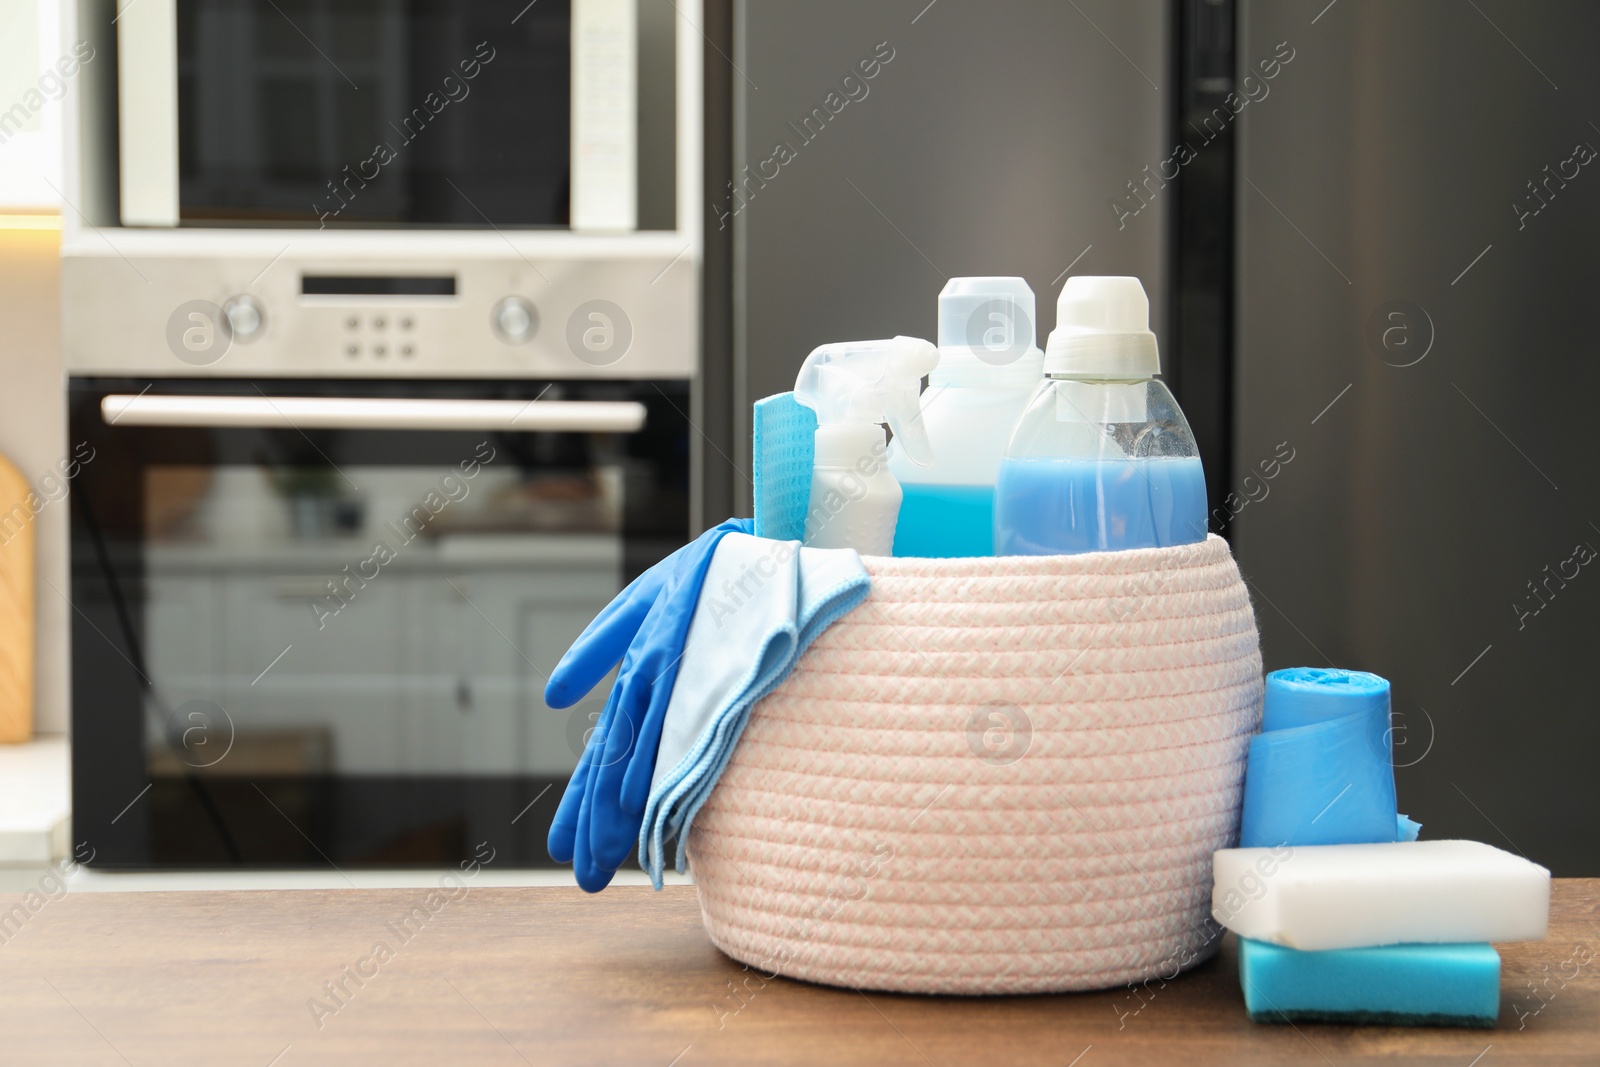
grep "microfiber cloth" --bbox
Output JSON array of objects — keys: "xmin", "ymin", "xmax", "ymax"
[
  {"xmin": 1240, "ymin": 938, "xmax": 1501, "ymax": 1027},
  {"xmin": 1239, "ymin": 667, "xmax": 1421, "ymax": 848},
  {"xmin": 639, "ymin": 532, "xmax": 869, "ymax": 887},
  {"xmin": 752, "ymin": 392, "xmax": 816, "ymax": 542}
]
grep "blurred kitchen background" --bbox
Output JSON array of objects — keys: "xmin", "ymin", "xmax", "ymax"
[{"xmin": 1, "ymin": 0, "xmax": 1596, "ymax": 884}]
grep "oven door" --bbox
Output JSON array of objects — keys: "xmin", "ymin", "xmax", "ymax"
[{"xmin": 69, "ymin": 377, "xmax": 689, "ymax": 868}]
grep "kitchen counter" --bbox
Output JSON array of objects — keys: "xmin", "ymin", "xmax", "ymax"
[
  {"xmin": 1, "ymin": 879, "xmax": 1594, "ymax": 1065},
  {"xmin": 0, "ymin": 737, "xmax": 69, "ymax": 865}
]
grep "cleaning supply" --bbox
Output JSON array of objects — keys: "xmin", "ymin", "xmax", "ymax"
[
  {"xmin": 887, "ymin": 277, "xmax": 1043, "ymax": 557},
  {"xmin": 1239, "ymin": 939, "xmax": 1502, "ymax": 1027},
  {"xmin": 641, "ymin": 532, "xmax": 870, "ymax": 886},
  {"xmin": 1217, "ymin": 663, "xmax": 1521, "ymax": 1030},
  {"xmin": 752, "ymin": 393, "xmax": 817, "ymax": 542},
  {"xmin": 793, "ymin": 336, "xmax": 939, "ymax": 556},
  {"xmin": 1212, "ymin": 839, "xmax": 1552, "ymax": 950},
  {"xmin": 1239, "ymin": 667, "xmax": 1414, "ymax": 848},
  {"xmin": 545, "ymin": 517, "xmax": 753, "ymax": 892},
  {"xmin": 995, "ymin": 276, "xmax": 1207, "ymax": 555}
]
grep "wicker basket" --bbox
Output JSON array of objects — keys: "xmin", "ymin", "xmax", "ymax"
[{"xmin": 686, "ymin": 534, "xmax": 1262, "ymax": 995}]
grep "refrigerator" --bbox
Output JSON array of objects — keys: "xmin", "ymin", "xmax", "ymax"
[
  {"xmin": 720, "ymin": 0, "xmax": 1599, "ymax": 874},
  {"xmin": 1233, "ymin": 0, "xmax": 1600, "ymax": 875}
]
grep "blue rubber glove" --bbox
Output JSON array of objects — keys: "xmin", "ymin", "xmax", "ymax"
[
  {"xmin": 545, "ymin": 538, "xmax": 701, "ymax": 868},
  {"xmin": 546, "ymin": 518, "xmax": 753, "ymax": 890},
  {"xmin": 544, "ymin": 548, "xmax": 689, "ymax": 711},
  {"xmin": 585, "ymin": 525, "xmax": 743, "ymax": 870}
]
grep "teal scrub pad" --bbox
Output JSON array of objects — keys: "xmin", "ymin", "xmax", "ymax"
[
  {"xmin": 1239, "ymin": 938, "xmax": 1501, "ymax": 1027},
  {"xmin": 752, "ymin": 392, "xmax": 817, "ymax": 542}
]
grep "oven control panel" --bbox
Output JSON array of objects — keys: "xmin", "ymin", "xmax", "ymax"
[{"xmin": 61, "ymin": 237, "xmax": 696, "ymax": 380}]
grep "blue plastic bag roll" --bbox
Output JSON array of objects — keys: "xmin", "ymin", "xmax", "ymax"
[{"xmin": 1239, "ymin": 668, "xmax": 1400, "ymax": 848}]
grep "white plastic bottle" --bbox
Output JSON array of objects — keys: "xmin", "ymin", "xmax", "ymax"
[
  {"xmin": 887, "ymin": 277, "xmax": 1044, "ymax": 557},
  {"xmin": 793, "ymin": 337, "xmax": 939, "ymax": 556},
  {"xmin": 995, "ymin": 276, "xmax": 1207, "ymax": 555}
]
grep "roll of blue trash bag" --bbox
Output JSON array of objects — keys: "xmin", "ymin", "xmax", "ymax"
[{"xmin": 1239, "ymin": 667, "xmax": 1401, "ymax": 848}]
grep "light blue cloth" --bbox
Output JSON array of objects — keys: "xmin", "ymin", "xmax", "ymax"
[{"xmin": 639, "ymin": 532, "xmax": 869, "ymax": 887}]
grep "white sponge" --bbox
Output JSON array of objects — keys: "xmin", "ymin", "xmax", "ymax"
[{"xmin": 1213, "ymin": 839, "xmax": 1550, "ymax": 951}]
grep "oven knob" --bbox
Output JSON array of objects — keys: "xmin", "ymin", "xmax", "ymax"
[
  {"xmin": 492, "ymin": 296, "xmax": 538, "ymax": 344},
  {"xmin": 223, "ymin": 295, "xmax": 266, "ymax": 342}
]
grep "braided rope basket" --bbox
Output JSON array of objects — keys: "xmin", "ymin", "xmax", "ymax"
[{"xmin": 686, "ymin": 534, "xmax": 1263, "ymax": 995}]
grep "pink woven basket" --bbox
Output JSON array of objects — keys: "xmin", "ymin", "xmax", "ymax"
[{"xmin": 686, "ymin": 534, "xmax": 1263, "ymax": 995}]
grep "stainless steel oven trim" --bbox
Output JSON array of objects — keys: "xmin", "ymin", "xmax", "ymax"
[{"xmin": 100, "ymin": 394, "xmax": 649, "ymax": 432}]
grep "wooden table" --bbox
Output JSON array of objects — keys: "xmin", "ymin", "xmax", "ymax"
[{"xmin": 1, "ymin": 879, "xmax": 1594, "ymax": 1066}]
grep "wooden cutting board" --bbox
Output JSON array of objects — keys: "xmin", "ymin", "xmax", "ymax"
[{"xmin": 0, "ymin": 454, "xmax": 33, "ymax": 742}]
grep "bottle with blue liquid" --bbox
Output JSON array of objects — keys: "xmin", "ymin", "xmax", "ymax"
[
  {"xmin": 995, "ymin": 276, "xmax": 1207, "ymax": 555},
  {"xmin": 888, "ymin": 278, "xmax": 1044, "ymax": 557}
]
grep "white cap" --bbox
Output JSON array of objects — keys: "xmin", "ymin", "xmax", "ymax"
[
  {"xmin": 1043, "ymin": 275, "xmax": 1160, "ymax": 378},
  {"xmin": 937, "ymin": 277, "xmax": 1036, "ymax": 360},
  {"xmin": 933, "ymin": 277, "xmax": 1043, "ymax": 386}
]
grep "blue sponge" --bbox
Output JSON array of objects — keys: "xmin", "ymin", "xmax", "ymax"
[
  {"xmin": 1239, "ymin": 938, "xmax": 1501, "ymax": 1028},
  {"xmin": 752, "ymin": 392, "xmax": 816, "ymax": 542}
]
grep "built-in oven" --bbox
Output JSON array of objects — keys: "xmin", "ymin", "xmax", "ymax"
[
  {"xmin": 70, "ymin": 377, "xmax": 689, "ymax": 867},
  {"xmin": 58, "ymin": 0, "xmax": 706, "ymax": 869}
]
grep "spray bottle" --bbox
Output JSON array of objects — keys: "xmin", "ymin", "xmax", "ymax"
[{"xmin": 793, "ymin": 336, "xmax": 939, "ymax": 555}]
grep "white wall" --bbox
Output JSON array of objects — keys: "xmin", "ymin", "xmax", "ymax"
[{"xmin": 0, "ymin": 0, "xmax": 66, "ymax": 208}]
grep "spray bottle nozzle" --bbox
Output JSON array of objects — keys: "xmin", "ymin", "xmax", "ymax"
[{"xmin": 793, "ymin": 336, "xmax": 939, "ymax": 467}]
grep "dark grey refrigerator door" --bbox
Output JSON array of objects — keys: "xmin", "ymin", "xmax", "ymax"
[
  {"xmin": 731, "ymin": 0, "xmax": 1171, "ymax": 508},
  {"xmin": 1236, "ymin": 1, "xmax": 1600, "ymax": 873}
]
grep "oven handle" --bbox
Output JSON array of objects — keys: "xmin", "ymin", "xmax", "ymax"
[{"xmin": 100, "ymin": 395, "xmax": 648, "ymax": 433}]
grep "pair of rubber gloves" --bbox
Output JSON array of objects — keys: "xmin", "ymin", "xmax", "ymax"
[{"xmin": 545, "ymin": 517, "xmax": 753, "ymax": 891}]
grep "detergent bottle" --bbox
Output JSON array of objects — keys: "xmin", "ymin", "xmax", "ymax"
[
  {"xmin": 794, "ymin": 336, "xmax": 939, "ymax": 556},
  {"xmin": 888, "ymin": 277, "xmax": 1044, "ymax": 557},
  {"xmin": 995, "ymin": 276, "xmax": 1207, "ymax": 555}
]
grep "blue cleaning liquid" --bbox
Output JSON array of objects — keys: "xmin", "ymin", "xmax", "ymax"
[
  {"xmin": 994, "ymin": 456, "xmax": 1208, "ymax": 555},
  {"xmin": 893, "ymin": 483, "xmax": 994, "ymax": 557}
]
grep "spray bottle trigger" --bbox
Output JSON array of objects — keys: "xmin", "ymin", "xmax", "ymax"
[{"xmin": 881, "ymin": 336, "xmax": 938, "ymax": 467}]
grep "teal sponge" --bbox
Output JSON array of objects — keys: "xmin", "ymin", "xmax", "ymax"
[
  {"xmin": 753, "ymin": 392, "xmax": 817, "ymax": 543},
  {"xmin": 1240, "ymin": 938, "xmax": 1501, "ymax": 1028}
]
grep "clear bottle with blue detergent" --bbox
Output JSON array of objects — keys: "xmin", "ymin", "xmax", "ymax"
[
  {"xmin": 995, "ymin": 276, "xmax": 1207, "ymax": 555},
  {"xmin": 888, "ymin": 278, "xmax": 1043, "ymax": 557}
]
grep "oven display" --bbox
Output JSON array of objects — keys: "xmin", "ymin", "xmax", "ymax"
[{"xmin": 301, "ymin": 275, "xmax": 458, "ymax": 296}]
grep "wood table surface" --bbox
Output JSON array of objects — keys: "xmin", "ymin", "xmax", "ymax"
[{"xmin": 0, "ymin": 878, "xmax": 1594, "ymax": 1066}]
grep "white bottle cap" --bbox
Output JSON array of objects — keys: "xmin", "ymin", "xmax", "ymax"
[
  {"xmin": 936, "ymin": 277, "xmax": 1036, "ymax": 358},
  {"xmin": 932, "ymin": 277, "xmax": 1043, "ymax": 388},
  {"xmin": 1043, "ymin": 275, "xmax": 1160, "ymax": 379}
]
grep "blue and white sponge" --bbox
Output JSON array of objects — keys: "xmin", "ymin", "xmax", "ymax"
[{"xmin": 1214, "ymin": 840, "xmax": 1550, "ymax": 1028}]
